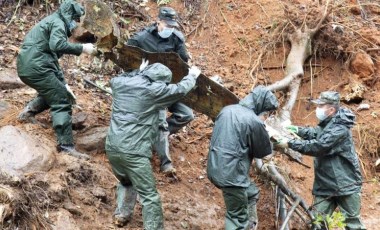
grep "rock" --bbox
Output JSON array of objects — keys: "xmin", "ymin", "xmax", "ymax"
[
  {"xmin": 342, "ymin": 82, "xmax": 366, "ymax": 103},
  {"xmin": 350, "ymin": 52, "xmax": 375, "ymax": 84},
  {"xmin": 0, "ymin": 100, "xmax": 9, "ymax": 119},
  {"xmin": 63, "ymin": 202, "xmax": 83, "ymax": 216},
  {"xmin": 0, "ymin": 69, "xmax": 25, "ymax": 90},
  {"xmin": 72, "ymin": 112, "xmax": 88, "ymax": 130},
  {"xmin": 0, "ymin": 126, "xmax": 55, "ymax": 177},
  {"xmin": 91, "ymin": 187, "xmax": 107, "ymax": 203},
  {"xmin": 52, "ymin": 209, "xmax": 80, "ymax": 230},
  {"xmin": 75, "ymin": 126, "xmax": 108, "ymax": 153}
]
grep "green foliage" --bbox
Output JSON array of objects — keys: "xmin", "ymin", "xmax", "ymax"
[
  {"xmin": 157, "ymin": 0, "xmax": 171, "ymax": 6},
  {"xmin": 313, "ymin": 211, "xmax": 347, "ymax": 230}
]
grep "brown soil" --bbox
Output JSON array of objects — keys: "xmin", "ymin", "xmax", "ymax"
[{"xmin": 1, "ymin": 0, "xmax": 379, "ymax": 229}]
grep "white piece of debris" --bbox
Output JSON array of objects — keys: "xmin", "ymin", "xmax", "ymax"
[
  {"xmin": 210, "ymin": 75, "xmax": 224, "ymax": 86},
  {"xmin": 376, "ymin": 158, "xmax": 380, "ymax": 167},
  {"xmin": 356, "ymin": 103, "xmax": 370, "ymax": 111}
]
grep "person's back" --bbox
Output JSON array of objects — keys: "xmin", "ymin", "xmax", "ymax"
[
  {"xmin": 208, "ymin": 104, "xmax": 271, "ymax": 188},
  {"xmin": 207, "ymin": 86, "xmax": 278, "ymax": 230}
]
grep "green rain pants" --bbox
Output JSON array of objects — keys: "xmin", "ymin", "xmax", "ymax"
[
  {"xmin": 221, "ymin": 182, "xmax": 260, "ymax": 230},
  {"xmin": 313, "ymin": 192, "xmax": 366, "ymax": 230},
  {"xmin": 107, "ymin": 151, "xmax": 164, "ymax": 230},
  {"xmin": 19, "ymin": 72, "xmax": 73, "ymax": 145}
]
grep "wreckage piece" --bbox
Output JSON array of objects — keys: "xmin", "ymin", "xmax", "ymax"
[
  {"xmin": 75, "ymin": 0, "xmax": 121, "ymax": 53},
  {"xmin": 106, "ymin": 45, "xmax": 239, "ymax": 119}
]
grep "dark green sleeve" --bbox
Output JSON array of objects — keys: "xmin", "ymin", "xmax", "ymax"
[
  {"xmin": 176, "ymin": 41, "xmax": 189, "ymax": 63},
  {"xmin": 288, "ymin": 125, "xmax": 347, "ymax": 157},
  {"xmin": 49, "ymin": 22, "xmax": 83, "ymax": 56},
  {"xmin": 126, "ymin": 36, "xmax": 140, "ymax": 47},
  {"xmin": 297, "ymin": 126, "xmax": 320, "ymax": 140},
  {"xmin": 249, "ymin": 122, "xmax": 272, "ymax": 158}
]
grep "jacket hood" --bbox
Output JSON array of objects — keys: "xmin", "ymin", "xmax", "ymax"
[
  {"xmin": 141, "ymin": 63, "xmax": 172, "ymax": 83},
  {"xmin": 57, "ymin": 0, "xmax": 84, "ymax": 28},
  {"xmin": 239, "ymin": 85, "xmax": 279, "ymax": 114},
  {"xmin": 332, "ymin": 107, "xmax": 355, "ymax": 128}
]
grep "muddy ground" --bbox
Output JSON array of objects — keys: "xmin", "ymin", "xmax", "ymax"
[{"xmin": 0, "ymin": 0, "xmax": 380, "ymax": 229}]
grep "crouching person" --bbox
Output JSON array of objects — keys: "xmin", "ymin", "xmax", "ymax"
[
  {"xmin": 105, "ymin": 62, "xmax": 201, "ymax": 229},
  {"xmin": 207, "ymin": 86, "xmax": 279, "ymax": 230}
]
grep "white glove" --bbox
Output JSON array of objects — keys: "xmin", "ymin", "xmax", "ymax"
[
  {"xmin": 188, "ymin": 66, "xmax": 201, "ymax": 79},
  {"xmin": 65, "ymin": 84, "xmax": 76, "ymax": 103},
  {"xmin": 139, "ymin": 58, "xmax": 149, "ymax": 71},
  {"xmin": 82, "ymin": 43, "xmax": 97, "ymax": 55}
]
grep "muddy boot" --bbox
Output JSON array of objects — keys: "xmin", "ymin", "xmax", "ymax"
[
  {"xmin": 57, "ymin": 144, "xmax": 90, "ymax": 160},
  {"xmin": 248, "ymin": 202, "xmax": 258, "ymax": 230},
  {"xmin": 113, "ymin": 183, "xmax": 137, "ymax": 227},
  {"xmin": 160, "ymin": 162, "xmax": 177, "ymax": 176},
  {"xmin": 18, "ymin": 97, "xmax": 49, "ymax": 128}
]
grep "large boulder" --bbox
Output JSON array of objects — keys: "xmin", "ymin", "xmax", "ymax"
[
  {"xmin": 350, "ymin": 52, "xmax": 375, "ymax": 84},
  {"xmin": 75, "ymin": 126, "xmax": 108, "ymax": 153},
  {"xmin": 0, "ymin": 126, "xmax": 55, "ymax": 177},
  {"xmin": 0, "ymin": 69, "xmax": 25, "ymax": 90}
]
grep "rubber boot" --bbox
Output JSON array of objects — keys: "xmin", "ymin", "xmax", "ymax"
[
  {"xmin": 248, "ymin": 201, "xmax": 258, "ymax": 230},
  {"xmin": 113, "ymin": 183, "xmax": 137, "ymax": 227},
  {"xmin": 18, "ymin": 96, "xmax": 49, "ymax": 128},
  {"xmin": 57, "ymin": 144, "xmax": 90, "ymax": 160}
]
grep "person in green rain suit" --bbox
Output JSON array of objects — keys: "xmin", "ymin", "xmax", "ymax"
[
  {"xmin": 105, "ymin": 62, "xmax": 201, "ymax": 229},
  {"xmin": 127, "ymin": 7, "xmax": 192, "ymax": 175},
  {"xmin": 17, "ymin": 0, "xmax": 97, "ymax": 159},
  {"xmin": 276, "ymin": 91, "xmax": 366, "ymax": 230},
  {"xmin": 207, "ymin": 86, "xmax": 279, "ymax": 230}
]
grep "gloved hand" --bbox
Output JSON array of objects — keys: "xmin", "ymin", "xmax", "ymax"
[
  {"xmin": 188, "ymin": 66, "xmax": 201, "ymax": 79},
  {"xmin": 139, "ymin": 58, "xmax": 149, "ymax": 71},
  {"xmin": 274, "ymin": 137, "xmax": 289, "ymax": 149},
  {"xmin": 82, "ymin": 43, "xmax": 97, "ymax": 55},
  {"xmin": 286, "ymin": 125, "xmax": 298, "ymax": 134},
  {"xmin": 65, "ymin": 84, "xmax": 76, "ymax": 104}
]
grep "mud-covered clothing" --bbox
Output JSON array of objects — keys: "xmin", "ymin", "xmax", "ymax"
[
  {"xmin": 127, "ymin": 24, "xmax": 189, "ymax": 62},
  {"xmin": 288, "ymin": 108, "xmax": 362, "ymax": 196},
  {"xmin": 207, "ymin": 86, "xmax": 278, "ymax": 230},
  {"xmin": 16, "ymin": 0, "xmax": 84, "ymax": 145}
]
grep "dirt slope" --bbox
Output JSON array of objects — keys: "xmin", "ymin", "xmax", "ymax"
[{"xmin": 1, "ymin": 0, "xmax": 380, "ymax": 229}]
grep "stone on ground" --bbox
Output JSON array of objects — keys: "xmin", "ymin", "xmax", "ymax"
[
  {"xmin": 75, "ymin": 126, "xmax": 108, "ymax": 153},
  {"xmin": 0, "ymin": 69, "xmax": 25, "ymax": 90},
  {"xmin": 0, "ymin": 125, "xmax": 55, "ymax": 177}
]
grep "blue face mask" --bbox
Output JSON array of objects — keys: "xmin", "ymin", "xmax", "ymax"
[
  {"xmin": 158, "ymin": 27, "xmax": 174, "ymax": 39},
  {"xmin": 69, "ymin": 20, "xmax": 77, "ymax": 32},
  {"xmin": 316, "ymin": 107, "xmax": 328, "ymax": 121}
]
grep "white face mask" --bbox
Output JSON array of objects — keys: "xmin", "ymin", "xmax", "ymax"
[
  {"xmin": 69, "ymin": 20, "xmax": 77, "ymax": 32},
  {"xmin": 158, "ymin": 27, "xmax": 174, "ymax": 38},
  {"xmin": 316, "ymin": 107, "xmax": 328, "ymax": 121}
]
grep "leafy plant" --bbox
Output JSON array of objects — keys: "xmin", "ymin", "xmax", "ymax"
[{"xmin": 313, "ymin": 211, "xmax": 347, "ymax": 230}]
